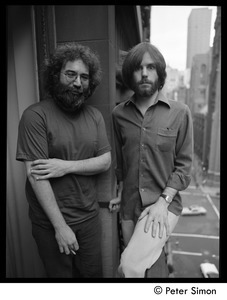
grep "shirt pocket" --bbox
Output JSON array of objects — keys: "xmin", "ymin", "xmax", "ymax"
[{"xmin": 156, "ymin": 128, "xmax": 177, "ymax": 152}]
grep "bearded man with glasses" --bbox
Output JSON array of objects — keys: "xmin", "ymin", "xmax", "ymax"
[{"xmin": 16, "ymin": 43, "xmax": 111, "ymax": 278}]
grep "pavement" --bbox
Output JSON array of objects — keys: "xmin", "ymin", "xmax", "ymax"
[{"xmin": 167, "ymin": 180, "xmax": 220, "ymax": 278}]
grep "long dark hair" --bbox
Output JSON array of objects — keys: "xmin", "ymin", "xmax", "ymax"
[
  {"xmin": 43, "ymin": 43, "xmax": 102, "ymax": 97},
  {"xmin": 122, "ymin": 42, "xmax": 167, "ymax": 90}
]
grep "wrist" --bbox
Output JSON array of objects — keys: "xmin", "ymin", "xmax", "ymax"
[
  {"xmin": 117, "ymin": 195, "xmax": 122, "ymax": 202},
  {"xmin": 66, "ymin": 160, "xmax": 77, "ymax": 174},
  {"xmin": 53, "ymin": 221, "xmax": 68, "ymax": 231},
  {"xmin": 158, "ymin": 197, "xmax": 169, "ymax": 209},
  {"xmin": 160, "ymin": 193, "xmax": 173, "ymax": 204}
]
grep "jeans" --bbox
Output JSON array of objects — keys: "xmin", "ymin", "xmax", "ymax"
[
  {"xmin": 145, "ymin": 248, "xmax": 169, "ymax": 278},
  {"xmin": 32, "ymin": 215, "xmax": 102, "ymax": 278},
  {"xmin": 119, "ymin": 211, "xmax": 179, "ymax": 277}
]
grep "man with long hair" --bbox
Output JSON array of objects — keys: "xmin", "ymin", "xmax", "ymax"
[
  {"xmin": 109, "ymin": 42, "xmax": 193, "ymax": 277},
  {"xmin": 16, "ymin": 43, "xmax": 111, "ymax": 278}
]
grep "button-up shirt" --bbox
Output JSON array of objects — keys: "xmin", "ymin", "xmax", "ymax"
[{"xmin": 112, "ymin": 91, "xmax": 193, "ymax": 221}]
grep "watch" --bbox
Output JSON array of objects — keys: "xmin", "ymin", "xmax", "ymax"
[{"xmin": 160, "ymin": 193, "xmax": 173, "ymax": 204}]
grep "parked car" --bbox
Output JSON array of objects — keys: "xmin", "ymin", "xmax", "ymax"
[
  {"xmin": 200, "ymin": 262, "xmax": 219, "ymax": 278},
  {"xmin": 181, "ymin": 205, "xmax": 207, "ymax": 216}
]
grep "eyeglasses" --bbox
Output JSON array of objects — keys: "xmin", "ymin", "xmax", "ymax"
[{"xmin": 61, "ymin": 71, "xmax": 90, "ymax": 83}]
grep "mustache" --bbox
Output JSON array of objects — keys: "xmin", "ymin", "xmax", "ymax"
[
  {"xmin": 71, "ymin": 89, "xmax": 83, "ymax": 96},
  {"xmin": 64, "ymin": 86, "xmax": 83, "ymax": 94},
  {"xmin": 138, "ymin": 79, "xmax": 153, "ymax": 84},
  {"xmin": 55, "ymin": 83, "xmax": 88, "ymax": 98}
]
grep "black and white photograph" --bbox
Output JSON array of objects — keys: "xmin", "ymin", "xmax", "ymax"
[{"xmin": 6, "ymin": 5, "xmax": 222, "ymax": 291}]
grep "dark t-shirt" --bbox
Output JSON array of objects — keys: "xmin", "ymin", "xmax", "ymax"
[{"xmin": 16, "ymin": 98, "xmax": 111, "ymax": 228}]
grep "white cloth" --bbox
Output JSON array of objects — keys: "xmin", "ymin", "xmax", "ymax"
[{"xmin": 118, "ymin": 211, "xmax": 179, "ymax": 277}]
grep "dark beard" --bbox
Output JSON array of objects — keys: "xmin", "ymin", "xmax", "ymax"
[
  {"xmin": 53, "ymin": 82, "xmax": 90, "ymax": 113},
  {"xmin": 133, "ymin": 78, "xmax": 160, "ymax": 97}
]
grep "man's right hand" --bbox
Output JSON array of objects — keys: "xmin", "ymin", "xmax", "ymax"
[
  {"xmin": 109, "ymin": 197, "xmax": 121, "ymax": 212},
  {"xmin": 55, "ymin": 225, "xmax": 79, "ymax": 255}
]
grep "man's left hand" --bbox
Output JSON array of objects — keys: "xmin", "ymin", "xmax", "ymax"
[
  {"xmin": 30, "ymin": 159, "xmax": 68, "ymax": 180},
  {"xmin": 138, "ymin": 197, "xmax": 170, "ymax": 238}
]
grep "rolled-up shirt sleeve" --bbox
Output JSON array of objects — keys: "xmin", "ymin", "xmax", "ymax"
[{"xmin": 166, "ymin": 105, "xmax": 193, "ymax": 191}]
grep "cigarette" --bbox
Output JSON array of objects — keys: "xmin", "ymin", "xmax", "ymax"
[{"xmin": 70, "ymin": 249, "xmax": 76, "ymax": 255}]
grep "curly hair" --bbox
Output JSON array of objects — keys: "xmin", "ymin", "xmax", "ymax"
[
  {"xmin": 122, "ymin": 42, "xmax": 167, "ymax": 91},
  {"xmin": 43, "ymin": 43, "xmax": 102, "ymax": 97}
]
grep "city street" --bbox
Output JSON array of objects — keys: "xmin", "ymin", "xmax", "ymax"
[{"xmin": 168, "ymin": 182, "xmax": 220, "ymax": 278}]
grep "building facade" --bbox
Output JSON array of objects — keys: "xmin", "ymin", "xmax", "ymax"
[
  {"xmin": 203, "ymin": 6, "xmax": 221, "ymax": 182},
  {"xmin": 186, "ymin": 7, "xmax": 212, "ymax": 69},
  {"xmin": 189, "ymin": 51, "xmax": 212, "ymax": 115},
  {"xmin": 191, "ymin": 7, "xmax": 220, "ymax": 186}
]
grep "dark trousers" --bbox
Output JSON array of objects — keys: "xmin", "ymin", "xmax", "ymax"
[
  {"xmin": 145, "ymin": 248, "xmax": 169, "ymax": 278},
  {"xmin": 120, "ymin": 218, "xmax": 169, "ymax": 278},
  {"xmin": 32, "ymin": 215, "xmax": 102, "ymax": 278}
]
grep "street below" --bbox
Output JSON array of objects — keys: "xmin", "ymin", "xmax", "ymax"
[{"xmin": 168, "ymin": 182, "xmax": 220, "ymax": 278}]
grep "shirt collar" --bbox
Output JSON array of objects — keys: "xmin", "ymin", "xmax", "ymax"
[{"xmin": 125, "ymin": 90, "xmax": 171, "ymax": 108}]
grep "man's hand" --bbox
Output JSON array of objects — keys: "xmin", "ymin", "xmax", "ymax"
[
  {"xmin": 109, "ymin": 181, "xmax": 123, "ymax": 213},
  {"xmin": 30, "ymin": 152, "xmax": 111, "ymax": 179},
  {"xmin": 109, "ymin": 197, "xmax": 121, "ymax": 212},
  {"xmin": 138, "ymin": 197, "xmax": 170, "ymax": 238},
  {"xmin": 55, "ymin": 224, "xmax": 79, "ymax": 255},
  {"xmin": 30, "ymin": 159, "xmax": 68, "ymax": 180}
]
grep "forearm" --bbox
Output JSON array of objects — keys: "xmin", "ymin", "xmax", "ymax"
[
  {"xmin": 26, "ymin": 161, "xmax": 66, "ymax": 229},
  {"xmin": 31, "ymin": 152, "xmax": 111, "ymax": 180},
  {"xmin": 117, "ymin": 181, "xmax": 123, "ymax": 198},
  {"xmin": 64, "ymin": 152, "xmax": 111, "ymax": 176},
  {"xmin": 30, "ymin": 177, "xmax": 67, "ymax": 229},
  {"xmin": 25, "ymin": 161, "xmax": 79, "ymax": 254}
]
